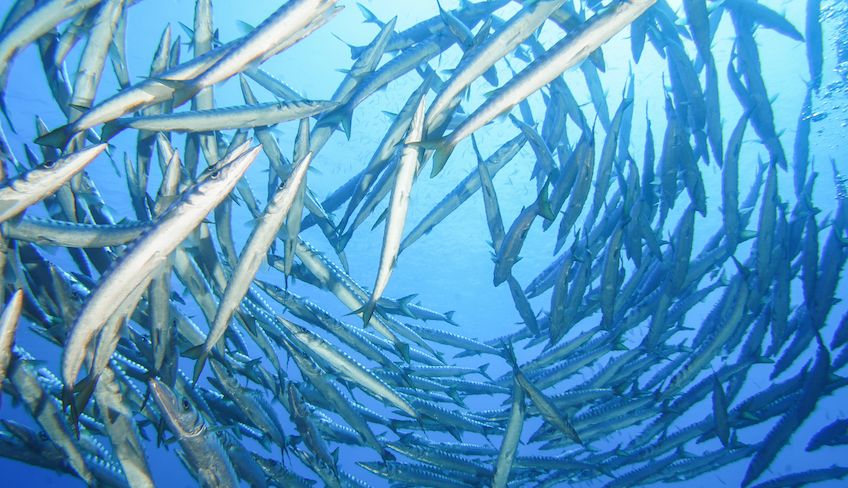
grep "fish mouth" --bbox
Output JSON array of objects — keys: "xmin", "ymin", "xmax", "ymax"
[
  {"xmin": 148, "ymin": 378, "xmax": 203, "ymax": 439},
  {"xmin": 147, "ymin": 378, "xmax": 170, "ymax": 405}
]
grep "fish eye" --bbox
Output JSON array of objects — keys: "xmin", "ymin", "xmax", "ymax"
[
  {"xmin": 181, "ymin": 398, "xmax": 191, "ymax": 411},
  {"xmin": 43, "ymin": 160, "xmax": 56, "ymax": 169},
  {"xmin": 209, "ymin": 169, "xmax": 221, "ymax": 180},
  {"xmin": 38, "ymin": 431, "xmax": 48, "ymax": 441}
]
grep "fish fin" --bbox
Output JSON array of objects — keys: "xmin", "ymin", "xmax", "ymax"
[
  {"xmin": 155, "ymin": 418, "xmax": 167, "ymax": 447},
  {"xmin": 483, "ymin": 67, "xmax": 499, "ymax": 87},
  {"xmin": 356, "ymin": 2, "xmax": 385, "ymax": 27},
  {"xmin": 159, "ymin": 79, "xmax": 196, "ymax": 108},
  {"xmin": 235, "ymin": 20, "xmax": 254, "ymax": 35},
  {"xmin": 478, "ymin": 363, "xmax": 492, "ymax": 380},
  {"xmin": 337, "ymin": 249, "xmax": 350, "ymax": 274},
  {"xmin": 444, "ymin": 310, "xmax": 458, "ymax": 326},
  {"xmin": 500, "ymin": 340, "xmax": 518, "ymax": 369},
  {"xmin": 396, "ymin": 294, "xmax": 417, "ymax": 316},
  {"xmin": 100, "ymin": 121, "xmax": 126, "ymax": 142},
  {"xmin": 190, "ymin": 354, "xmax": 208, "ymax": 385},
  {"xmin": 395, "ymin": 342, "xmax": 411, "ymax": 363},
  {"xmin": 536, "ymin": 178, "xmax": 555, "ymax": 221},
  {"xmin": 446, "ymin": 388, "xmax": 465, "ymax": 407},
  {"xmin": 358, "ymin": 300, "xmax": 377, "ymax": 328},
  {"xmin": 34, "ymin": 125, "xmax": 71, "ymax": 148},
  {"xmin": 147, "ymin": 76, "xmax": 183, "ymax": 91},
  {"xmin": 429, "ymin": 139, "xmax": 456, "ymax": 178},
  {"xmin": 371, "ymin": 207, "xmax": 389, "ymax": 230},
  {"xmin": 0, "ymin": 96, "xmax": 15, "ymax": 134},
  {"xmin": 182, "ymin": 344, "xmax": 205, "ymax": 359},
  {"xmin": 182, "ymin": 345, "xmax": 208, "ymax": 384},
  {"xmin": 72, "ymin": 374, "xmax": 99, "ymax": 431},
  {"xmin": 315, "ymin": 106, "xmax": 353, "ymax": 140}
]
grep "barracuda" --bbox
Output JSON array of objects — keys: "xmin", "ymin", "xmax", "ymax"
[
  {"xmin": 170, "ymin": 0, "xmax": 338, "ymax": 107},
  {"xmin": 0, "ymin": 289, "xmax": 22, "ymax": 385},
  {"xmin": 93, "ymin": 366, "xmax": 154, "ymax": 488},
  {"xmin": 338, "ymin": 76, "xmax": 430, "ymax": 236},
  {"xmin": 400, "ymin": 133, "xmax": 525, "ymax": 253},
  {"xmin": 61, "ymin": 143, "xmax": 260, "ymax": 406},
  {"xmin": 427, "ymin": 0, "xmax": 656, "ymax": 176},
  {"xmin": 504, "ymin": 343, "xmax": 581, "ymax": 445},
  {"xmin": 292, "ymin": 237, "xmax": 410, "ymax": 360},
  {"xmin": 8, "ymin": 348, "xmax": 94, "ymax": 484},
  {"xmin": 68, "ymin": 0, "xmax": 124, "ymax": 114},
  {"xmin": 189, "ymin": 151, "xmax": 311, "ymax": 382},
  {"xmin": 0, "ymin": 0, "xmax": 104, "ymax": 122},
  {"xmin": 102, "ymin": 100, "xmax": 337, "ymax": 140},
  {"xmin": 424, "ymin": 0, "xmax": 566, "ymax": 137},
  {"xmin": 0, "ymin": 1, "xmax": 845, "ymax": 486},
  {"xmin": 283, "ymin": 338, "xmax": 388, "ymax": 459},
  {"xmin": 492, "ymin": 377, "xmax": 524, "ymax": 488},
  {"xmin": 148, "ymin": 378, "xmax": 239, "ymax": 488},
  {"xmin": 0, "ymin": 144, "xmax": 106, "ymax": 223},
  {"xmin": 276, "ymin": 315, "xmax": 417, "ymax": 418},
  {"xmin": 360, "ymin": 96, "xmax": 425, "ymax": 326}
]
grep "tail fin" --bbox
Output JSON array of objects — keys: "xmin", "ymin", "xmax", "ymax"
[
  {"xmin": 501, "ymin": 340, "xmax": 518, "ymax": 370},
  {"xmin": 100, "ymin": 120, "xmax": 127, "ymax": 142},
  {"xmin": 535, "ymin": 178, "xmax": 554, "ymax": 221},
  {"xmin": 359, "ymin": 299, "xmax": 378, "ymax": 328},
  {"xmin": 478, "ymin": 363, "xmax": 492, "ymax": 380},
  {"xmin": 444, "ymin": 310, "xmax": 458, "ymax": 326},
  {"xmin": 35, "ymin": 124, "xmax": 72, "ymax": 148},
  {"xmin": 356, "ymin": 3, "xmax": 385, "ymax": 27},
  {"xmin": 430, "ymin": 139, "xmax": 456, "ymax": 177},
  {"xmin": 315, "ymin": 105, "xmax": 354, "ymax": 140},
  {"xmin": 183, "ymin": 344, "xmax": 209, "ymax": 384},
  {"xmin": 0, "ymin": 95, "xmax": 15, "ymax": 134},
  {"xmin": 147, "ymin": 77, "xmax": 195, "ymax": 109},
  {"xmin": 395, "ymin": 341, "xmax": 411, "ymax": 364}
]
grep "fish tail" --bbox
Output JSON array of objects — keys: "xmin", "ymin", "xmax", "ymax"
[
  {"xmin": 394, "ymin": 294, "xmax": 416, "ymax": 317},
  {"xmin": 395, "ymin": 341, "xmax": 411, "ymax": 363},
  {"xmin": 72, "ymin": 374, "xmax": 99, "ymax": 434},
  {"xmin": 100, "ymin": 120, "xmax": 127, "ymax": 142},
  {"xmin": 553, "ymin": 232, "xmax": 568, "ymax": 255},
  {"xmin": 500, "ymin": 340, "xmax": 518, "ymax": 369},
  {"xmin": 535, "ymin": 178, "xmax": 554, "ymax": 221},
  {"xmin": 191, "ymin": 355, "xmax": 207, "ymax": 385},
  {"xmin": 430, "ymin": 139, "xmax": 456, "ymax": 178},
  {"xmin": 61, "ymin": 385, "xmax": 79, "ymax": 436},
  {"xmin": 147, "ymin": 77, "xmax": 194, "ymax": 108},
  {"xmin": 478, "ymin": 363, "xmax": 492, "ymax": 381},
  {"xmin": 183, "ymin": 344, "xmax": 208, "ymax": 384},
  {"xmin": 356, "ymin": 2, "xmax": 385, "ymax": 27},
  {"xmin": 0, "ymin": 95, "xmax": 16, "ymax": 134},
  {"xmin": 315, "ymin": 105, "xmax": 354, "ymax": 140},
  {"xmin": 444, "ymin": 310, "xmax": 458, "ymax": 326},
  {"xmin": 336, "ymin": 229, "xmax": 353, "ymax": 252},
  {"xmin": 358, "ymin": 299, "xmax": 378, "ymax": 328}
]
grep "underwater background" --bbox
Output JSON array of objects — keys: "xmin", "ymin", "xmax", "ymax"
[{"xmin": 0, "ymin": 0, "xmax": 847, "ymax": 486}]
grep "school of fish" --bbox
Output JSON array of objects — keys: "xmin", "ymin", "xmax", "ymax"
[{"xmin": 0, "ymin": 0, "xmax": 846, "ymax": 486}]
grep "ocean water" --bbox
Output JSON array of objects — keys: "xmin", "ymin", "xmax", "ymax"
[{"xmin": 0, "ymin": 0, "xmax": 847, "ymax": 486}]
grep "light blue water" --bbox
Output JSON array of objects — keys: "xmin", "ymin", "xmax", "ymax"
[{"xmin": 1, "ymin": 0, "xmax": 847, "ymax": 486}]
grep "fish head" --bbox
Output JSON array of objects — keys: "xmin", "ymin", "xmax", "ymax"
[{"xmin": 148, "ymin": 378, "xmax": 205, "ymax": 439}]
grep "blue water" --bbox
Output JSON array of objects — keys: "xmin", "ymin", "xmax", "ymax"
[{"xmin": 1, "ymin": 0, "xmax": 847, "ymax": 486}]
